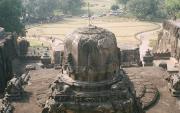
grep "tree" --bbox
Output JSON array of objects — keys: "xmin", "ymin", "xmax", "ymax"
[
  {"xmin": 23, "ymin": 0, "xmax": 59, "ymax": 19},
  {"xmin": 24, "ymin": 0, "xmax": 84, "ymax": 19},
  {"xmin": 59, "ymin": 0, "xmax": 84, "ymax": 15},
  {"xmin": 0, "ymin": 0, "xmax": 25, "ymax": 36},
  {"xmin": 116, "ymin": 0, "xmax": 129, "ymax": 5},
  {"xmin": 165, "ymin": 0, "xmax": 180, "ymax": 17},
  {"xmin": 36, "ymin": 0, "xmax": 59, "ymax": 18},
  {"xmin": 111, "ymin": 4, "xmax": 119, "ymax": 11},
  {"xmin": 116, "ymin": 0, "xmax": 129, "ymax": 10},
  {"xmin": 127, "ymin": 0, "xmax": 162, "ymax": 19}
]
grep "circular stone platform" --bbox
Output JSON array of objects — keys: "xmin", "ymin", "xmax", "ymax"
[{"xmin": 127, "ymin": 73, "xmax": 159, "ymax": 110}]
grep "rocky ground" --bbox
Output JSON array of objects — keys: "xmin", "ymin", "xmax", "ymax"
[
  {"xmin": 12, "ymin": 69, "xmax": 59, "ymax": 113},
  {"xmin": 125, "ymin": 67, "xmax": 180, "ymax": 113},
  {"xmin": 10, "ymin": 65, "xmax": 180, "ymax": 113}
]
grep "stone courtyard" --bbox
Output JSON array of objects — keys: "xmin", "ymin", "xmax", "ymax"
[
  {"xmin": 9, "ymin": 66, "xmax": 180, "ymax": 113},
  {"xmin": 1, "ymin": 17, "xmax": 180, "ymax": 113}
]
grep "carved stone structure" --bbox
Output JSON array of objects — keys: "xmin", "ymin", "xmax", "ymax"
[
  {"xmin": 43, "ymin": 26, "xmax": 144, "ymax": 113},
  {"xmin": 0, "ymin": 27, "xmax": 17, "ymax": 93},
  {"xmin": 52, "ymin": 48, "xmax": 63, "ymax": 65},
  {"xmin": 5, "ymin": 75, "xmax": 24, "ymax": 100},
  {"xmin": 167, "ymin": 73, "xmax": 180, "ymax": 96},
  {"xmin": 120, "ymin": 47, "xmax": 141, "ymax": 67},
  {"xmin": 153, "ymin": 20, "xmax": 180, "ymax": 60},
  {"xmin": 17, "ymin": 38, "xmax": 30, "ymax": 56},
  {"xmin": 143, "ymin": 50, "xmax": 154, "ymax": 66},
  {"xmin": 0, "ymin": 97, "xmax": 14, "ymax": 113}
]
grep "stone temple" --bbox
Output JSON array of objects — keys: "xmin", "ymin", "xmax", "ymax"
[
  {"xmin": 43, "ymin": 25, "xmax": 144, "ymax": 113},
  {"xmin": 0, "ymin": 27, "xmax": 17, "ymax": 93}
]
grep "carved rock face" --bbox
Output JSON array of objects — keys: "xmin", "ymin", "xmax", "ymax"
[
  {"xmin": 64, "ymin": 26, "xmax": 120, "ymax": 82},
  {"xmin": 0, "ymin": 27, "xmax": 4, "ymax": 37}
]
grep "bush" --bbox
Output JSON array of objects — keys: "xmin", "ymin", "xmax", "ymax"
[
  {"xmin": 111, "ymin": 4, "xmax": 119, "ymax": 11},
  {"xmin": 127, "ymin": 0, "xmax": 166, "ymax": 20}
]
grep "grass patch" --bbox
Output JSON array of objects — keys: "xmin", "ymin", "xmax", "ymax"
[
  {"xmin": 27, "ymin": 39, "xmax": 50, "ymax": 47},
  {"xmin": 149, "ymin": 39, "xmax": 157, "ymax": 48},
  {"xmin": 27, "ymin": 17, "xmax": 159, "ymax": 48}
]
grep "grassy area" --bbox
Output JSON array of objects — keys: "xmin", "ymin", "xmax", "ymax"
[
  {"xmin": 27, "ymin": 38, "xmax": 50, "ymax": 47},
  {"xmin": 149, "ymin": 39, "xmax": 158, "ymax": 48},
  {"xmin": 27, "ymin": 17, "xmax": 159, "ymax": 48}
]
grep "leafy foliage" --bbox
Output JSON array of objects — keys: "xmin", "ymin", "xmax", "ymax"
[
  {"xmin": 116, "ymin": 0, "xmax": 129, "ymax": 5},
  {"xmin": 23, "ymin": 0, "xmax": 84, "ymax": 19},
  {"xmin": 165, "ymin": 0, "xmax": 180, "ymax": 17},
  {"xmin": 59, "ymin": 0, "xmax": 84, "ymax": 15},
  {"xmin": 0, "ymin": 0, "xmax": 25, "ymax": 36},
  {"xmin": 111, "ymin": 4, "xmax": 119, "ymax": 11},
  {"xmin": 127, "ymin": 0, "xmax": 165, "ymax": 19},
  {"xmin": 23, "ymin": 0, "xmax": 59, "ymax": 19}
]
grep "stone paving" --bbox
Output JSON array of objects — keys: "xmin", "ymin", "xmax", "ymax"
[{"xmin": 125, "ymin": 67, "xmax": 180, "ymax": 113}]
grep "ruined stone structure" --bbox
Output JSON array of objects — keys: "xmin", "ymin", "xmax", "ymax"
[
  {"xmin": 0, "ymin": 97, "xmax": 14, "ymax": 113},
  {"xmin": 120, "ymin": 48, "xmax": 140, "ymax": 67},
  {"xmin": 43, "ymin": 26, "xmax": 144, "ymax": 113},
  {"xmin": 167, "ymin": 73, "xmax": 180, "ymax": 96},
  {"xmin": 17, "ymin": 38, "xmax": 30, "ymax": 56},
  {"xmin": 5, "ymin": 74, "xmax": 25, "ymax": 100},
  {"xmin": 0, "ymin": 27, "xmax": 17, "ymax": 93},
  {"xmin": 143, "ymin": 50, "xmax": 154, "ymax": 66},
  {"xmin": 153, "ymin": 20, "xmax": 180, "ymax": 60},
  {"xmin": 52, "ymin": 47, "xmax": 63, "ymax": 65}
]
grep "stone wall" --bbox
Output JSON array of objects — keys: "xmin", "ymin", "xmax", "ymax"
[
  {"xmin": 153, "ymin": 20, "xmax": 180, "ymax": 60},
  {"xmin": 17, "ymin": 38, "xmax": 30, "ymax": 56},
  {"xmin": 120, "ymin": 48, "xmax": 140, "ymax": 67},
  {"xmin": 0, "ymin": 28, "xmax": 17, "ymax": 93}
]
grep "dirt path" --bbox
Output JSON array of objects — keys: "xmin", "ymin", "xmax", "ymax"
[{"xmin": 135, "ymin": 23, "xmax": 162, "ymax": 61}]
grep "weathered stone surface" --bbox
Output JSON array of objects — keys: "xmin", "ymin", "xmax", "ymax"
[
  {"xmin": 0, "ymin": 28, "xmax": 17, "ymax": 93},
  {"xmin": 153, "ymin": 20, "xmax": 180, "ymax": 60},
  {"xmin": 0, "ymin": 98, "xmax": 14, "ymax": 113},
  {"xmin": 167, "ymin": 73, "xmax": 180, "ymax": 96},
  {"xmin": 126, "ymin": 71, "xmax": 159, "ymax": 110},
  {"xmin": 17, "ymin": 38, "xmax": 30, "ymax": 56},
  {"xmin": 5, "ymin": 75, "xmax": 25, "ymax": 100},
  {"xmin": 120, "ymin": 47, "xmax": 141, "ymax": 67},
  {"xmin": 143, "ymin": 50, "xmax": 154, "ymax": 66},
  {"xmin": 43, "ymin": 26, "xmax": 144, "ymax": 113},
  {"xmin": 64, "ymin": 25, "xmax": 120, "ymax": 82},
  {"xmin": 0, "ymin": 28, "xmax": 4, "ymax": 37}
]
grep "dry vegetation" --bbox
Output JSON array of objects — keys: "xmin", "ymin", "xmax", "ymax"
[
  {"xmin": 26, "ymin": 38, "xmax": 50, "ymax": 47},
  {"xmin": 26, "ymin": 0, "xmax": 160, "ymax": 48},
  {"xmin": 27, "ymin": 17, "xmax": 159, "ymax": 48}
]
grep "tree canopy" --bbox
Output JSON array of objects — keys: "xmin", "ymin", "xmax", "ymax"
[
  {"xmin": 0, "ymin": 0, "xmax": 25, "ymax": 36},
  {"xmin": 165, "ymin": 0, "xmax": 180, "ymax": 17},
  {"xmin": 23, "ymin": 0, "xmax": 59, "ymax": 19},
  {"xmin": 23, "ymin": 0, "xmax": 84, "ymax": 20},
  {"xmin": 59, "ymin": 0, "xmax": 84, "ymax": 15},
  {"xmin": 116, "ymin": 0, "xmax": 129, "ymax": 5},
  {"xmin": 111, "ymin": 4, "xmax": 119, "ymax": 11},
  {"xmin": 115, "ymin": 0, "xmax": 180, "ymax": 19},
  {"xmin": 128, "ymin": 0, "xmax": 159, "ymax": 18}
]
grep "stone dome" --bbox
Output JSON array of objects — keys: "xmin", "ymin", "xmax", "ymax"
[{"xmin": 64, "ymin": 25, "xmax": 120, "ymax": 82}]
